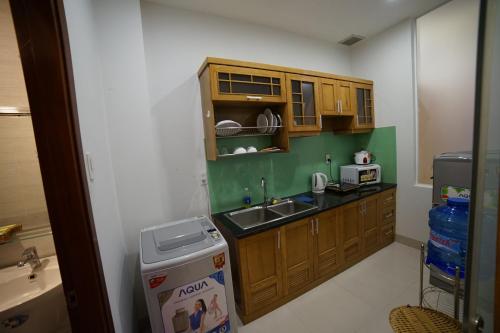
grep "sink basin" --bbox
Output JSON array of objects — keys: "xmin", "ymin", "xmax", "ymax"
[
  {"xmin": 226, "ymin": 206, "xmax": 283, "ymax": 230},
  {"xmin": 268, "ymin": 199, "xmax": 317, "ymax": 216},
  {"xmin": 225, "ymin": 199, "xmax": 317, "ymax": 230}
]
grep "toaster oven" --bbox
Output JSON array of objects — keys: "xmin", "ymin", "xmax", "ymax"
[{"xmin": 340, "ymin": 164, "xmax": 381, "ymax": 185}]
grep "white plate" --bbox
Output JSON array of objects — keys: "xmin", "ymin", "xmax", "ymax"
[
  {"xmin": 270, "ymin": 114, "xmax": 278, "ymax": 134},
  {"xmin": 215, "ymin": 120, "xmax": 242, "ymax": 136},
  {"xmin": 275, "ymin": 113, "xmax": 282, "ymax": 128},
  {"xmin": 264, "ymin": 108, "xmax": 274, "ymax": 134},
  {"xmin": 257, "ymin": 113, "xmax": 268, "ymax": 133}
]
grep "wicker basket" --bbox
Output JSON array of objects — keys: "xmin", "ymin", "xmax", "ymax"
[{"xmin": 389, "ymin": 305, "xmax": 462, "ymax": 333}]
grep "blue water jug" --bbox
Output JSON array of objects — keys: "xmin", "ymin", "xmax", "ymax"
[{"xmin": 426, "ymin": 197, "xmax": 469, "ymax": 278}]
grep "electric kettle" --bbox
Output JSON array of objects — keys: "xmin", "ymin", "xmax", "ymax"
[{"xmin": 312, "ymin": 172, "xmax": 328, "ymax": 194}]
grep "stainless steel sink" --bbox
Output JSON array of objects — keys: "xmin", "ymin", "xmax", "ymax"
[
  {"xmin": 225, "ymin": 206, "xmax": 283, "ymax": 230},
  {"xmin": 268, "ymin": 199, "xmax": 317, "ymax": 216},
  {"xmin": 225, "ymin": 199, "xmax": 317, "ymax": 230}
]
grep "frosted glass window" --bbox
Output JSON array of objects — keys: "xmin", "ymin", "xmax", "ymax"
[{"xmin": 416, "ymin": 0, "xmax": 479, "ymax": 184}]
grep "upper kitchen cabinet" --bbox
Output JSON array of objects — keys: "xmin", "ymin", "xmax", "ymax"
[
  {"xmin": 332, "ymin": 82, "xmax": 374, "ymax": 133},
  {"xmin": 210, "ymin": 65, "xmax": 286, "ymax": 104},
  {"xmin": 286, "ymin": 74, "xmax": 322, "ymax": 135},
  {"xmin": 353, "ymin": 83, "xmax": 374, "ymax": 129},
  {"xmin": 320, "ymin": 79, "xmax": 354, "ymax": 116}
]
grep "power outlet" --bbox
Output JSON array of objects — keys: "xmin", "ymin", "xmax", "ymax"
[{"xmin": 325, "ymin": 154, "xmax": 332, "ymax": 165}]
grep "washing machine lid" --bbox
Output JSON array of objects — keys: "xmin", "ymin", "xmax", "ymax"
[
  {"xmin": 141, "ymin": 216, "xmax": 222, "ymax": 265},
  {"xmin": 153, "ymin": 221, "xmax": 206, "ymax": 251}
]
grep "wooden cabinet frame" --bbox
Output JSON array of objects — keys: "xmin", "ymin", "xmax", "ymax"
[
  {"xmin": 285, "ymin": 73, "xmax": 322, "ymax": 133},
  {"xmin": 210, "ymin": 65, "xmax": 287, "ymax": 104}
]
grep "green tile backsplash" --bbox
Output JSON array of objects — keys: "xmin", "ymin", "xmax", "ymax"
[{"xmin": 207, "ymin": 126, "xmax": 397, "ymax": 213}]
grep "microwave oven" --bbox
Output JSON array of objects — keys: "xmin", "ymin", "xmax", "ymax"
[{"xmin": 340, "ymin": 164, "xmax": 381, "ymax": 185}]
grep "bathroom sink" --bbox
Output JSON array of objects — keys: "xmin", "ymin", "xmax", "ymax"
[
  {"xmin": 225, "ymin": 199, "xmax": 317, "ymax": 230},
  {"xmin": 268, "ymin": 199, "xmax": 317, "ymax": 216},
  {"xmin": 225, "ymin": 206, "xmax": 283, "ymax": 230}
]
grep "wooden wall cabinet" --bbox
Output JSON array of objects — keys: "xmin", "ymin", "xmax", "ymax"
[
  {"xmin": 198, "ymin": 58, "xmax": 376, "ymax": 161},
  {"xmin": 352, "ymin": 83, "xmax": 375, "ymax": 130},
  {"xmin": 210, "ymin": 65, "xmax": 286, "ymax": 103},
  {"xmin": 286, "ymin": 74, "xmax": 322, "ymax": 134},
  {"xmin": 320, "ymin": 78, "xmax": 354, "ymax": 116}
]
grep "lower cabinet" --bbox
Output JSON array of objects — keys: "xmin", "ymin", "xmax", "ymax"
[
  {"xmin": 281, "ymin": 217, "xmax": 315, "ymax": 295},
  {"xmin": 229, "ymin": 188, "xmax": 396, "ymax": 323},
  {"xmin": 341, "ymin": 201, "xmax": 363, "ymax": 265},
  {"xmin": 239, "ymin": 228, "xmax": 283, "ymax": 314},
  {"xmin": 315, "ymin": 209, "xmax": 342, "ymax": 279},
  {"xmin": 362, "ymin": 195, "xmax": 380, "ymax": 254}
]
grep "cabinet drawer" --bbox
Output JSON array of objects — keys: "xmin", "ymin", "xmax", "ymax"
[
  {"xmin": 380, "ymin": 189, "xmax": 396, "ymax": 207},
  {"xmin": 381, "ymin": 206, "xmax": 395, "ymax": 225},
  {"xmin": 380, "ymin": 223, "xmax": 395, "ymax": 245}
]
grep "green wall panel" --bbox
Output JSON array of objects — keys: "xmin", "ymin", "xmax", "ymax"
[{"xmin": 207, "ymin": 126, "xmax": 397, "ymax": 213}]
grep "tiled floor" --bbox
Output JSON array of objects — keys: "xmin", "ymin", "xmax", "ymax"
[{"xmin": 237, "ymin": 242, "xmax": 458, "ymax": 333}]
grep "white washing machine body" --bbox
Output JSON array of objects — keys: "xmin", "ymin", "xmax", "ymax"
[{"xmin": 140, "ymin": 216, "xmax": 238, "ymax": 333}]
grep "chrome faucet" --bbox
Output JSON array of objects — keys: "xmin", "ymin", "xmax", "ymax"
[
  {"xmin": 261, "ymin": 177, "xmax": 268, "ymax": 208},
  {"xmin": 18, "ymin": 247, "xmax": 41, "ymax": 270}
]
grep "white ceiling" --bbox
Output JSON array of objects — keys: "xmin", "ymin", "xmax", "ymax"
[{"xmin": 148, "ymin": 0, "xmax": 449, "ymax": 44}]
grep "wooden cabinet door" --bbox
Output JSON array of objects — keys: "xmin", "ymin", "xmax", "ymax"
[
  {"xmin": 281, "ymin": 217, "xmax": 315, "ymax": 295},
  {"xmin": 341, "ymin": 201, "xmax": 363, "ymax": 265},
  {"xmin": 314, "ymin": 209, "xmax": 342, "ymax": 279},
  {"xmin": 286, "ymin": 74, "xmax": 322, "ymax": 133},
  {"xmin": 210, "ymin": 65, "xmax": 286, "ymax": 103},
  {"xmin": 352, "ymin": 83, "xmax": 375, "ymax": 130},
  {"xmin": 361, "ymin": 195, "xmax": 380, "ymax": 253},
  {"xmin": 336, "ymin": 81, "xmax": 354, "ymax": 116},
  {"xmin": 240, "ymin": 228, "xmax": 283, "ymax": 313},
  {"xmin": 320, "ymin": 78, "xmax": 338, "ymax": 115}
]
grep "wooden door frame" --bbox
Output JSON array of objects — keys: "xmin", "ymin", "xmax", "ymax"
[{"xmin": 9, "ymin": 0, "xmax": 115, "ymax": 331}]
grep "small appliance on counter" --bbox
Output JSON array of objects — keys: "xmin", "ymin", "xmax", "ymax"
[
  {"xmin": 340, "ymin": 164, "xmax": 381, "ymax": 186},
  {"xmin": 432, "ymin": 152, "xmax": 472, "ymax": 206},
  {"xmin": 312, "ymin": 172, "xmax": 328, "ymax": 193},
  {"xmin": 354, "ymin": 150, "xmax": 374, "ymax": 165},
  {"xmin": 140, "ymin": 216, "xmax": 238, "ymax": 333},
  {"xmin": 325, "ymin": 182, "xmax": 360, "ymax": 193}
]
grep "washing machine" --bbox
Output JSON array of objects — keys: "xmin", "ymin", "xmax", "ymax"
[{"xmin": 140, "ymin": 216, "xmax": 238, "ymax": 333}]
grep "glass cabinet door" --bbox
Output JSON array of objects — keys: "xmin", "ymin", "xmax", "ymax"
[
  {"xmin": 210, "ymin": 65, "xmax": 286, "ymax": 103},
  {"xmin": 353, "ymin": 83, "xmax": 374, "ymax": 129},
  {"xmin": 286, "ymin": 74, "xmax": 321, "ymax": 132}
]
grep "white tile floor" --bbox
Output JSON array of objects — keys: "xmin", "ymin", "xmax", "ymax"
[{"xmin": 237, "ymin": 242, "xmax": 458, "ymax": 333}]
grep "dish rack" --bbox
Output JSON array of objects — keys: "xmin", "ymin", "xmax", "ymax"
[{"xmin": 215, "ymin": 125, "xmax": 284, "ymax": 137}]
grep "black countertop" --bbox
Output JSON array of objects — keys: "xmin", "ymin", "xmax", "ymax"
[{"xmin": 212, "ymin": 183, "xmax": 397, "ymax": 238}]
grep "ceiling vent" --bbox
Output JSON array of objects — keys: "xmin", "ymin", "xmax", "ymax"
[{"xmin": 338, "ymin": 35, "xmax": 365, "ymax": 46}]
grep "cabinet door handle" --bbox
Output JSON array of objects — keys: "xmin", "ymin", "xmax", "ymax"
[
  {"xmin": 310, "ymin": 219, "xmax": 314, "ymax": 236},
  {"xmin": 315, "ymin": 218, "xmax": 319, "ymax": 235},
  {"xmin": 246, "ymin": 95, "xmax": 262, "ymax": 101},
  {"xmin": 340, "ymin": 100, "xmax": 343, "ymax": 113},
  {"xmin": 206, "ymin": 110, "xmax": 211, "ymax": 118},
  {"xmin": 277, "ymin": 230, "xmax": 281, "ymax": 249},
  {"xmin": 337, "ymin": 100, "xmax": 341, "ymax": 113},
  {"xmin": 385, "ymin": 212, "xmax": 393, "ymax": 219},
  {"xmin": 385, "ymin": 230, "xmax": 393, "ymax": 236}
]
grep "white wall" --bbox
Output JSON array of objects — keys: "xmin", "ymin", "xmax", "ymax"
[
  {"xmin": 139, "ymin": 0, "xmax": 352, "ymax": 236},
  {"xmin": 416, "ymin": 0, "xmax": 478, "ymax": 183},
  {"xmin": 351, "ymin": 20, "xmax": 433, "ymax": 242},
  {"xmin": 64, "ymin": 1, "xmax": 133, "ymax": 332}
]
